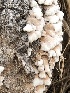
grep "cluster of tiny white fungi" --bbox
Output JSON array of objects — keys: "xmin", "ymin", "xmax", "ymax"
[
  {"xmin": 0, "ymin": 0, "xmax": 64, "ymax": 92},
  {"xmin": 23, "ymin": 0, "xmax": 64, "ymax": 93}
]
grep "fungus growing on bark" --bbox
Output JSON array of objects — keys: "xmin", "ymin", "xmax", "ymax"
[{"xmin": 0, "ymin": 0, "xmax": 64, "ymax": 92}]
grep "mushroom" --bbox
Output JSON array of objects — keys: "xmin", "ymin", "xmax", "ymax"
[
  {"xmin": 35, "ymin": 85, "xmax": 45, "ymax": 93},
  {"xmin": 44, "ymin": 15, "xmax": 59, "ymax": 23},
  {"xmin": 54, "ymin": 56, "xmax": 59, "ymax": 62},
  {"xmin": 52, "ymin": 21, "xmax": 62, "ymax": 32},
  {"xmin": 33, "ymin": 75, "xmax": 43, "ymax": 87},
  {"xmin": 37, "ymin": 59, "xmax": 44, "ymax": 66},
  {"xmin": 56, "ymin": 30, "xmax": 63, "ymax": 36},
  {"xmin": 44, "ymin": 0, "xmax": 53, "ymax": 5},
  {"xmin": 56, "ymin": 11, "xmax": 64, "ymax": 21},
  {"xmin": 48, "ymin": 50, "xmax": 56, "ymax": 57},
  {"xmin": 23, "ymin": 24, "xmax": 36, "ymax": 32},
  {"xmin": 32, "ymin": 6, "xmax": 43, "ymax": 19},
  {"xmin": 28, "ymin": 31, "xmax": 37, "ymax": 42},
  {"xmin": 39, "ymin": 71, "xmax": 46, "ymax": 78},
  {"xmin": 30, "ymin": 0, "xmax": 38, "ymax": 7},
  {"xmin": 41, "ymin": 35, "xmax": 62, "ymax": 51},
  {"xmin": 45, "ymin": 4, "xmax": 60, "ymax": 16},
  {"xmin": 27, "ymin": 16, "xmax": 40, "ymax": 26},
  {"xmin": 37, "ymin": 0, "xmax": 45, "ymax": 4},
  {"xmin": 38, "ymin": 65, "xmax": 44, "ymax": 72},
  {"xmin": 43, "ymin": 75, "xmax": 51, "ymax": 85},
  {"xmin": 44, "ymin": 23, "xmax": 54, "ymax": 31}
]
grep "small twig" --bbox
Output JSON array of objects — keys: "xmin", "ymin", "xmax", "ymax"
[
  {"xmin": 52, "ymin": 75, "xmax": 70, "ymax": 84},
  {"xmin": 62, "ymin": 40, "xmax": 70, "ymax": 55}
]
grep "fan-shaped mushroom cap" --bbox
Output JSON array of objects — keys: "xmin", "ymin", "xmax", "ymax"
[
  {"xmin": 27, "ymin": 16, "xmax": 40, "ymax": 26},
  {"xmin": 45, "ymin": 5, "xmax": 60, "ymax": 16},
  {"xmin": 28, "ymin": 31, "xmax": 37, "ymax": 42},
  {"xmin": 32, "ymin": 6, "xmax": 43, "ymax": 19},
  {"xmin": 39, "ymin": 71, "xmax": 46, "ymax": 78},
  {"xmin": 23, "ymin": 24, "xmax": 36, "ymax": 32},
  {"xmin": 48, "ymin": 50, "xmax": 56, "ymax": 57},
  {"xmin": 44, "ymin": 0, "xmax": 53, "ymax": 5},
  {"xmin": 45, "ymin": 15, "xmax": 59, "ymax": 23},
  {"xmin": 35, "ymin": 85, "xmax": 45, "ymax": 93},
  {"xmin": 33, "ymin": 75, "xmax": 43, "ymax": 87},
  {"xmin": 37, "ymin": 0, "xmax": 45, "ymax": 4},
  {"xmin": 52, "ymin": 21, "xmax": 62, "ymax": 32},
  {"xmin": 30, "ymin": 0, "xmax": 38, "ymax": 7},
  {"xmin": 56, "ymin": 11, "xmax": 64, "ymax": 20},
  {"xmin": 44, "ymin": 23, "xmax": 54, "ymax": 31}
]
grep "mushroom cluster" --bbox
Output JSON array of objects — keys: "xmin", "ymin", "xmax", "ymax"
[{"xmin": 23, "ymin": 0, "xmax": 64, "ymax": 92}]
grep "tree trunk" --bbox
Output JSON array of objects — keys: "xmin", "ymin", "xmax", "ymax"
[{"xmin": 0, "ymin": 0, "xmax": 70, "ymax": 93}]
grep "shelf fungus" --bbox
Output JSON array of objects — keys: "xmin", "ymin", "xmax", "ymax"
[{"xmin": 23, "ymin": 0, "xmax": 64, "ymax": 92}]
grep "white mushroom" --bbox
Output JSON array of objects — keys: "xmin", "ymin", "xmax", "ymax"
[
  {"xmin": 28, "ymin": 32, "xmax": 37, "ymax": 42},
  {"xmin": 35, "ymin": 85, "xmax": 45, "ymax": 93},
  {"xmin": 33, "ymin": 75, "xmax": 43, "ymax": 87},
  {"xmin": 39, "ymin": 71, "xmax": 46, "ymax": 78},
  {"xmin": 23, "ymin": 24, "xmax": 36, "ymax": 32},
  {"xmin": 37, "ymin": 0, "xmax": 45, "ymax": 4},
  {"xmin": 37, "ymin": 59, "xmax": 44, "ymax": 66},
  {"xmin": 38, "ymin": 65, "xmax": 44, "ymax": 72},
  {"xmin": 45, "ymin": 15, "xmax": 59, "ymax": 23},
  {"xmin": 56, "ymin": 11, "xmax": 64, "ymax": 20},
  {"xmin": 44, "ymin": 0, "xmax": 53, "ymax": 5},
  {"xmin": 32, "ymin": 6, "xmax": 43, "ymax": 19},
  {"xmin": 54, "ymin": 56, "xmax": 59, "ymax": 62},
  {"xmin": 41, "ymin": 35, "xmax": 62, "ymax": 51},
  {"xmin": 45, "ymin": 5, "xmax": 60, "ymax": 16},
  {"xmin": 35, "ymin": 31, "xmax": 42, "ymax": 39},
  {"xmin": 56, "ymin": 30, "xmax": 63, "ymax": 36},
  {"xmin": 52, "ymin": 21, "xmax": 62, "ymax": 32},
  {"xmin": 30, "ymin": 0, "xmax": 38, "ymax": 7},
  {"xmin": 43, "ymin": 75, "xmax": 51, "ymax": 85},
  {"xmin": 48, "ymin": 50, "xmax": 56, "ymax": 57}
]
